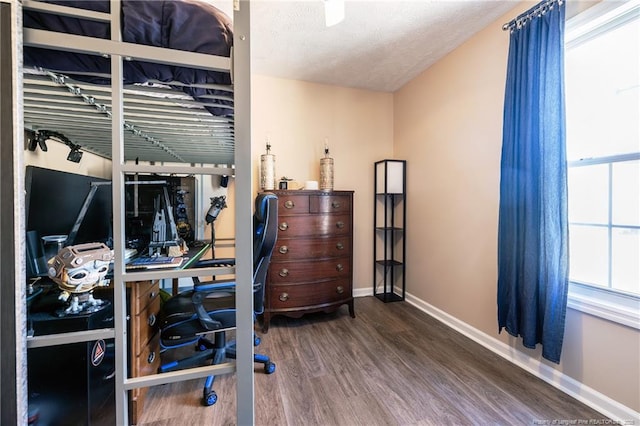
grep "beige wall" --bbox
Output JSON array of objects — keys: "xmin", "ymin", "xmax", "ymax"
[
  {"xmin": 251, "ymin": 74, "xmax": 394, "ymax": 290},
  {"xmin": 24, "ymin": 139, "xmax": 112, "ymax": 179},
  {"xmin": 394, "ymin": 1, "xmax": 639, "ymax": 413}
]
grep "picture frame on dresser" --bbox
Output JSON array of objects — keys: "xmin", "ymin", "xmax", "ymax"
[{"xmin": 261, "ymin": 189, "xmax": 356, "ymax": 332}]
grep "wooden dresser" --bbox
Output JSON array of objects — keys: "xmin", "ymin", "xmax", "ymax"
[
  {"xmin": 262, "ymin": 190, "xmax": 355, "ymax": 332},
  {"xmin": 128, "ymin": 280, "xmax": 162, "ymax": 425}
]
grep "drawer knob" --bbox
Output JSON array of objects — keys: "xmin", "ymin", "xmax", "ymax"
[
  {"xmin": 279, "ymin": 222, "xmax": 289, "ymax": 231},
  {"xmin": 284, "ymin": 200, "xmax": 295, "ymax": 209},
  {"xmin": 336, "ymin": 286, "xmax": 344, "ymax": 294},
  {"xmin": 279, "ymin": 292, "xmax": 289, "ymax": 302},
  {"xmin": 332, "ymin": 201, "xmax": 341, "ymax": 209},
  {"xmin": 336, "ymin": 264, "xmax": 344, "ymax": 272},
  {"xmin": 147, "ymin": 351, "xmax": 156, "ymax": 364},
  {"xmin": 279, "ymin": 268, "xmax": 289, "ymax": 277},
  {"xmin": 279, "ymin": 245, "xmax": 289, "ymax": 254},
  {"xmin": 149, "ymin": 291, "xmax": 156, "ymax": 299},
  {"xmin": 148, "ymin": 313, "xmax": 156, "ymax": 327},
  {"xmin": 336, "ymin": 221, "xmax": 345, "ymax": 229},
  {"xmin": 336, "ymin": 242, "xmax": 344, "ymax": 250}
]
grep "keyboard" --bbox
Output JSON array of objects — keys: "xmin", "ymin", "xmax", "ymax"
[{"xmin": 126, "ymin": 256, "xmax": 183, "ymax": 269}]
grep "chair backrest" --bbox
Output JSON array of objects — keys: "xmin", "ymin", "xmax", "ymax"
[{"xmin": 252, "ymin": 193, "xmax": 278, "ymax": 314}]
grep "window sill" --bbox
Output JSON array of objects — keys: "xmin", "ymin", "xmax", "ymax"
[{"xmin": 568, "ymin": 282, "xmax": 640, "ymax": 330}]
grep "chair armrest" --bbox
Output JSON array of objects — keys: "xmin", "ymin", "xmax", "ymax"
[
  {"xmin": 194, "ymin": 280, "xmax": 237, "ymax": 293},
  {"xmin": 190, "ymin": 279, "xmax": 237, "ymax": 330},
  {"xmin": 194, "ymin": 280, "xmax": 263, "ymax": 297},
  {"xmin": 191, "ymin": 291, "xmax": 223, "ymax": 331},
  {"xmin": 192, "ymin": 258, "xmax": 236, "ymax": 268}
]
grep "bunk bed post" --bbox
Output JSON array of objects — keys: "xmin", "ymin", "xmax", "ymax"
[
  {"xmin": 234, "ymin": 0, "xmax": 255, "ymax": 424},
  {"xmin": 109, "ymin": 1, "xmax": 129, "ymax": 424},
  {"xmin": 1, "ymin": 1, "xmax": 28, "ymax": 424}
]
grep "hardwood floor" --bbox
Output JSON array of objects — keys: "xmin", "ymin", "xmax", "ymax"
[{"xmin": 136, "ymin": 296, "xmax": 605, "ymax": 425}]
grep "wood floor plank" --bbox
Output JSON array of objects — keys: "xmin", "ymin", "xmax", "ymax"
[{"xmin": 137, "ymin": 297, "xmax": 605, "ymax": 426}]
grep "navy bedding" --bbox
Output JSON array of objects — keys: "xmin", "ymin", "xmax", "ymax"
[{"xmin": 23, "ymin": 0, "xmax": 234, "ymax": 116}]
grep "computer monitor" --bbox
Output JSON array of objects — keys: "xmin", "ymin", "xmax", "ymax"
[{"xmin": 25, "ymin": 166, "xmax": 112, "ymax": 278}]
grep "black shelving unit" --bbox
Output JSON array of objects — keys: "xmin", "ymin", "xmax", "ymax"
[{"xmin": 373, "ymin": 159, "xmax": 406, "ymax": 302}]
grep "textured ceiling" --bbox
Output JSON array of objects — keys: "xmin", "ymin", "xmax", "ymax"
[{"xmin": 247, "ymin": 0, "xmax": 519, "ymax": 92}]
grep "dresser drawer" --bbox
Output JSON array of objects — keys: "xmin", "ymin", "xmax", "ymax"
[
  {"xmin": 277, "ymin": 194, "xmax": 310, "ymax": 215},
  {"xmin": 278, "ymin": 213, "xmax": 351, "ymax": 237},
  {"xmin": 273, "ymin": 236, "xmax": 351, "ymax": 261},
  {"xmin": 268, "ymin": 278, "xmax": 352, "ymax": 310},
  {"xmin": 310, "ymin": 194, "xmax": 351, "ymax": 214},
  {"xmin": 268, "ymin": 257, "xmax": 351, "ymax": 284},
  {"xmin": 132, "ymin": 295, "xmax": 161, "ymax": 357},
  {"xmin": 130, "ymin": 280, "xmax": 160, "ymax": 314},
  {"xmin": 131, "ymin": 333, "xmax": 160, "ymax": 378}
]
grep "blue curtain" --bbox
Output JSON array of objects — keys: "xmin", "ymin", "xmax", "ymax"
[{"xmin": 497, "ymin": 0, "xmax": 568, "ymax": 364}]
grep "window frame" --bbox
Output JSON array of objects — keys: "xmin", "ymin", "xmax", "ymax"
[{"xmin": 564, "ymin": 0, "xmax": 640, "ymax": 330}]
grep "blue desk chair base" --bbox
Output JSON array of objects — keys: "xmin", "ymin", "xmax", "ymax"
[{"xmin": 158, "ymin": 330, "xmax": 275, "ymax": 406}]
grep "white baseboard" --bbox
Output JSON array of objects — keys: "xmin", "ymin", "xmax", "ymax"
[
  {"xmin": 353, "ymin": 287, "xmax": 373, "ymax": 298},
  {"xmin": 398, "ymin": 292, "xmax": 640, "ymax": 423}
]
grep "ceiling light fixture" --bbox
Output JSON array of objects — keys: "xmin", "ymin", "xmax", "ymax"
[{"xmin": 324, "ymin": 0, "xmax": 344, "ymax": 27}]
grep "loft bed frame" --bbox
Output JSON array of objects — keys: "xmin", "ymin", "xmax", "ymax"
[
  {"xmin": 20, "ymin": 1, "xmax": 255, "ymax": 424},
  {"xmin": 22, "ymin": 0, "xmax": 235, "ymax": 165},
  {"xmin": 23, "ymin": 68, "xmax": 235, "ymax": 164}
]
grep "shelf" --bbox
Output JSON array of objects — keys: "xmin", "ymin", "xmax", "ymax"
[
  {"xmin": 374, "ymin": 292, "xmax": 404, "ymax": 303},
  {"xmin": 375, "ymin": 260, "xmax": 403, "ymax": 267},
  {"xmin": 373, "ymin": 159, "xmax": 406, "ymax": 303}
]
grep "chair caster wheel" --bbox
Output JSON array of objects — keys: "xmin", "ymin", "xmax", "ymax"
[
  {"xmin": 254, "ymin": 336, "xmax": 261, "ymax": 346},
  {"xmin": 203, "ymin": 390, "xmax": 218, "ymax": 406},
  {"xmin": 264, "ymin": 362, "xmax": 276, "ymax": 374},
  {"xmin": 196, "ymin": 338, "xmax": 208, "ymax": 351}
]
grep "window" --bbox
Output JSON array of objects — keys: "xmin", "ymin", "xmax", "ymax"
[{"xmin": 565, "ymin": 0, "xmax": 640, "ymax": 328}]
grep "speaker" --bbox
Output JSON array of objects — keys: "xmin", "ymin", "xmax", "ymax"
[{"xmin": 26, "ymin": 230, "xmax": 47, "ymax": 278}]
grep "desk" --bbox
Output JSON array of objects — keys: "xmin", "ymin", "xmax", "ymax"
[
  {"xmin": 127, "ymin": 279, "xmax": 160, "ymax": 424},
  {"xmin": 171, "ymin": 241, "xmax": 212, "ymax": 294},
  {"xmin": 127, "ymin": 241, "xmax": 211, "ymax": 424}
]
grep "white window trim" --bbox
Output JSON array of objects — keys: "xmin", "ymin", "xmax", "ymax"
[
  {"xmin": 565, "ymin": 0, "xmax": 640, "ymax": 330},
  {"xmin": 566, "ymin": 0, "xmax": 640, "ymax": 50},
  {"xmin": 568, "ymin": 283, "xmax": 640, "ymax": 330}
]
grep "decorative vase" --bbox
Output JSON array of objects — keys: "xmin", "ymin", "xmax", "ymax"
[
  {"xmin": 319, "ymin": 144, "xmax": 334, "ymax": 191},
  {"xmin": 260, "ymin": 143, "xmax": 276, "ymax": 190}
]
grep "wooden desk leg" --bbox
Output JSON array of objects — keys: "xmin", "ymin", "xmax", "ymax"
[{"xmin": 172, "ymin": 278, "xmax": 179, "ymax": 295}]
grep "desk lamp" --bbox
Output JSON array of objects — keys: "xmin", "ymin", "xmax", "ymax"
[{"xmin": 205, "ymin": 195, "xmax": 227, "ymax": 258}]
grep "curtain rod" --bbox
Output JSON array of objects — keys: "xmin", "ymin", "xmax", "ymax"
[{"xmin": 502, "ymin": 0, "xmax": 564, "ymax": 31}]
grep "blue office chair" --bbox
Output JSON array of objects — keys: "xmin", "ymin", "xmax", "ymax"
[{"xmin": 157, "ymin": 193, "xmax": 278, "ymax": 406}]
